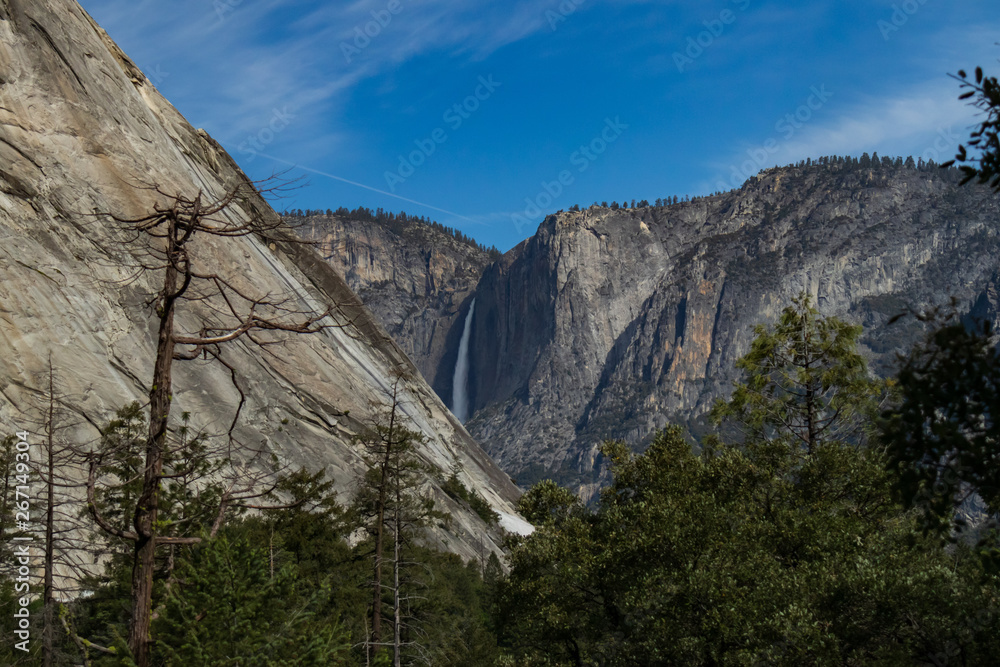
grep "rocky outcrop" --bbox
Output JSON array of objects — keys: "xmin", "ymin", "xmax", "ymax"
[
  {"xmin": 0, "ymin": 0, "xmax": 524, "ymax": 562},
  {"xmin": 293, "ymin": 214, "xmax": 494, "ymax": 406},
  {"xmin": 465, "ymin": 164, "xmax": 1000, "ymax": 494}
]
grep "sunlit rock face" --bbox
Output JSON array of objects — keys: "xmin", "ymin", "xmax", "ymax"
[
  {"xmin": 319, "ymin": 162, "xmax": 1000, "ymax": 499},
  {"xmin": 0, "ymin": 0, "xmax": 526, "ymax": 563},
  {"xmin": 469, "ymin": 165, "xmax": 1000, "ymax": 496}
]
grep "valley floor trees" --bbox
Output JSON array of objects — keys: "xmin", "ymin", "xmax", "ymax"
[
  {"xmin": 881, "ymin": 312, "xmax": 1000, "ymax": 550},
  {"xmin": 496, "ymin": 296, "xmax": 1000, "ymax": 666},
  {"xmin": 0, "ymin": 178, "xmax": 503, "ymax": 667}
]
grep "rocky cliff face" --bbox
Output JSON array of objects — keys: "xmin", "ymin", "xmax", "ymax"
[
  {"xmin": 293, "ymin": 214, "xmax": 493, "ymax": 406},
  {"xmin": 319, "ymin": 162, "xmax": 1000, "ymax": 498},
  {"xmin": 0, "ymin": 0, "xmax": 526, "ymax": 561},
  {"xmin": 467, "ymin": 164, "xmax": 1000, "ymax": 495}
]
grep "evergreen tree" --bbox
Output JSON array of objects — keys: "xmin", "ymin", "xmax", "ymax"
[
  {"xmin": 496, "ymin": 298, "xmax": 998, "ymax": 665},
  {"xmin": 91, "ymin": 181, "xmax": 346, "ymax": 667},
  {"xmin": 154, "ymin": 534, "xmax": 350, "ymax": 666},
  {"xmin": 353, "ymin": 375, "xmax": 443, "ymax": 665},
  {"xmin": 710, "ymin": 293, "xmax": 886, "ymax": 452},
  {"xmin": 881, "ymin": 313, "xmax": 1000, "ymax": 551}
]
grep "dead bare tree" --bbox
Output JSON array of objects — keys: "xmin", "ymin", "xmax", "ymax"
[
  {"xmin": 85, "ymin": 179, "xmax": 353, "ymax": 667},
  {"xmin": 39, "ymin": 363, "xmax": 66, "ymax": 667},
  {"xmin": 352, "ymin": 371, "xmax": 441, "ymax": 666},
  {"xmin": 13, "ymin": 358, "xmax": 101, "ymax": 666}
]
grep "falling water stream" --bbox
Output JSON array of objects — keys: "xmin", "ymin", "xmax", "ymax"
[{"xmin": 451, "ymin": 298, "xmax": 476, "ymax": 423}]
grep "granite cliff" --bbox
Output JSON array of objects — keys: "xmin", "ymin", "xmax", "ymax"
[
  {"xmin": 0, "ymin": 0, "xmax": 526, "ymax": 561},
  {"xmin": 314, "ymin": 162, "xmax": 1000, "ymax": 498},
  {"xmin": 292, "ymin": 212, "xmax": 494, "ymax": 408}
]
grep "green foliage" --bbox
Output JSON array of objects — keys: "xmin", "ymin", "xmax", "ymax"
[
  {"xmin": 514, "ymin": 479, "xmax": 582, "ymax": 527},
  {"xmin": 499, "ymin": 428, "xmax": 1000, "ymax": 665},
  {"xmin": 89, "ymin": 404, "xmax": 227, "ymax": 557},
  {"xmin": 710, "ymin": 293, "xmax": 886, "ymax": 451},
  {"xmin": 442, "ymin": 468, "xmax": 500, "ymax": 525},
  {"xmin": 154, "ymin": 533, "xmax": 350, "ymax": 666},
  {"xmin": 63, "ymin": 396, "xmax": 501, "ymax": 667},
  {"xmin": 944, "ymin": 64, "xmax": 1000, "ymax": 191},
  {"xmin": 234, "ymin": 510, "xmax": 501, "ymax": 666},
  {"xmin": 496, "ymin": 301, "xmax": 1000, "ymax": 665},
  {"xmin": 352, "ymin": 405, "xmax": 448, "ymax": 663},
  {"xmin": 398, "ymin": 549, "xmax": 500, "ymax": 666},
  {"xmin": 91, "ymin": 403, "xmax": 146, "ymax": 544},
  {"xmin": 880, "ymin": 314, "xmax": 1000, "ymax": 549},
  {"xmin": 351, "ymin": 420, "xmax": 442, "ymax": 541},
  {"xmin": 0, "ymin": 577, "xmax": 42, "ymax": 665},
  {"xmin": 67, "ymin": 554, "xmax": 133, "ymax": 665}
]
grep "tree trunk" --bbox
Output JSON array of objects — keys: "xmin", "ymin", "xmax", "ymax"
[
  {"xmin": 802, "ymin": 325, "xmax": 818, "ymax": 453},
  {"xmin": 42, "ymin": 364, "xmax": 55, "ymax": 667},
  {"xmin": 371, "ymin": 475, "xmax": 385, "ymax": 654},
  {"xmin": 805, "ymin": 382, "xmax": 817, "ymax": 452},
  {"xmin": 371, "ymin": 398, "xmax": 397, "ymax": 654},
  {"xmin": 393, "ymin": 485, "xmax": 402, "ymax": 667},
  {"xmin": 128, "ymin": 253, "xmax": 178, "ymax": 667}
]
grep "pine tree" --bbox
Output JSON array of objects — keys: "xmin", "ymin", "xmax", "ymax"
[
  {"xmin": 352, "ymin": 374, "xmax": 442, "ymax": 665},
  {"xmin": 881, "ymin": 313, "xmax": 1000, "ymax": 547},
  {"xmin": 154, "ymin": 534, "xmax": 350, "ymax": 666},
  {"xmin": 710, "ymin": 293, "xmax": 885, "ymax": 453},
  {"xmin": 497, "ymin": 299, "xmax": 998, "ymax": 665}
]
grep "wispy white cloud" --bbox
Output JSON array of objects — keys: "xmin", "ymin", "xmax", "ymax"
[
  {"xmin": 701, "ymin": 48, "xmax": 1000, "ymax": 194},
  {"xmin": 773, "ymin": 85, "xmax": 972, "ymax": 163},
  {"xmin": 82, "ymin": 0, "xmax": 564, "ymax": 151}
]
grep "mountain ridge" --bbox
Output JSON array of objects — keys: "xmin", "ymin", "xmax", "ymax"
[{"xmin": 306, "ymin": 160, "xmax": 1000, "ymax": 497}]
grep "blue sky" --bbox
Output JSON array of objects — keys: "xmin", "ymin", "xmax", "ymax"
[{"xmin": 79, "ymin": 0, "xmax": 998, "ymax": 251}]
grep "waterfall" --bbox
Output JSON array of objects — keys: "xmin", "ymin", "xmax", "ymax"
[{"xmin": 451, "ymin": 298, "xmax": 476, "ymax": 423}]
